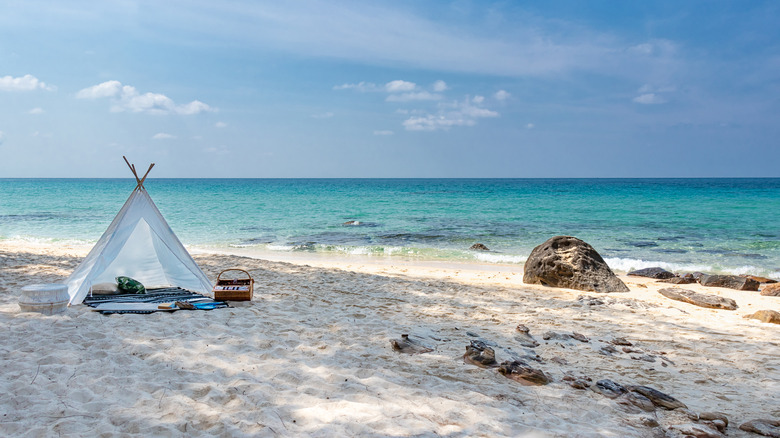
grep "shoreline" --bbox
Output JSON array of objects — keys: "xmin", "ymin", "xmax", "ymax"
[
  {"xmin": 6, "ymin": 236, "xmax": 780, "ymax": 281},
  {"xmin": 1, "ymin": 241, "xmax": 779, "ymax": 436}
]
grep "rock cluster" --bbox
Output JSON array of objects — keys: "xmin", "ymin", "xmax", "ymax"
[{"xmin": 392, "ymin": 320, "xmax": 780, "ymax": 437}]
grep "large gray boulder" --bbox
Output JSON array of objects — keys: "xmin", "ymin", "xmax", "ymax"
[{"xmin": 523, "ymin": 236, "xmax": 629, "ymax": 293}]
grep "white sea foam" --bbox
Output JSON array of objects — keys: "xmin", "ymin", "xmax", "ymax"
[
  {"xmin": 473, "ymin": 253, "xmax": 526, "ymax": 264},
  {"xmin": 266, "ymin": 244, "xmax": 296, "ymax": 251},
  {"xmin": 604, "ymin": 256, "xmax": 780, "ymax": 279},
  {"xmin": 4, "ymin": 235, "xmax": 95, "ymax": 246},
  {"xmin": 604, "ymin": 257, "xmax": 712, "ymax": 274}
]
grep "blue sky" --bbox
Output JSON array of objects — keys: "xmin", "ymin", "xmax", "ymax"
[{"xmin": 1, "ymin": 1, "xmax": 778, "ymax": 177}]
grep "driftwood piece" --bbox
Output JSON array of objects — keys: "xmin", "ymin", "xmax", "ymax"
[{"xmin": 658, "ymin": 288, "xmax": 738, "ymax": 310}]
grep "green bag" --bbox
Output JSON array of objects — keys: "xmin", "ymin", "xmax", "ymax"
[{"xmin": 116, "ymin": 276, "xmax": 146, "ymax": 294}]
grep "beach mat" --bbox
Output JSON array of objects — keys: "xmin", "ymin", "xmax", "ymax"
[{"xmin": 83, "ymin": 287, "xmax": 228, "ymax": 314}]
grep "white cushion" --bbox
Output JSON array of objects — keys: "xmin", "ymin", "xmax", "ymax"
[{"xmin": 90, "ymin": 282, "xmax": 120, "ymax": 295}]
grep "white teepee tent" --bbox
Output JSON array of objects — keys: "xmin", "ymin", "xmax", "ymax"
[{"xmin": 66, "ymin": 157, "xmax": 213, "ymax": 304}]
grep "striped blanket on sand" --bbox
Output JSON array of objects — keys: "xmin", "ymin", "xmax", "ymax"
[{"xmin": 83, "ymin": 287, "xmax": 228, "ymax": 314}]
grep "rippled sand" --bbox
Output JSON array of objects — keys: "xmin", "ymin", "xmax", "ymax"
[{"xmin": 1, "ymin": 242, "xmax": 778, "ymax": 437}]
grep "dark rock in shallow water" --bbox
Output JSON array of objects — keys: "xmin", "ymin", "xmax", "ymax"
[
  {"xmin": 744, "ymin": 310, "xmax": 780, "ymax": 324},
  {"xmin": 658, "ymin": 288, "xmax": 738, "ymax": 310},
  {"xmin": 627, "ymin": 267, "xmax": 675, "ymax": 279},
  {"xmin": 469, "ymin": 243, "xmax": 490, "ymax": 251},
  {"xmin": 497, "ymin": 360, "xmax": 550, "ymax": 385},
  {"xmin": 626, "ymin": 385, "xmax": 687, "ymax": 410},
  {"xmin": 699, "ymin": 274, "xmax": 759, "ymax": 291},
  {"xmin": 739, "ymin": 419, "xmax": 780, "ymax": 437},
  {"xmin": 463, "ymin": 340, "xmax": 498, "ymax": 368},
  {"xmin": 390, "ymin": 334, "xmax": 433, "ymax": 354},
  {"xmin": 523, "ymin": 236, "xmax": 629, "ymax": 293}
]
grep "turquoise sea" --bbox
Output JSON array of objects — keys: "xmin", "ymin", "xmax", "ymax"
[{"xmin": 1, "ymin": 178, "xmax": 779, "ymax": 278}]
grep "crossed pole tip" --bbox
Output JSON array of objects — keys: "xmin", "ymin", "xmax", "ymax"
[{"xmin": 123, "ymin": 156, "xmax": 155, "ymax": 190}]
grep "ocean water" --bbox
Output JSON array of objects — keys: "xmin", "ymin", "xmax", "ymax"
[{"xmin": 1, "ymin": 178, "xmax": 779, "ymax": 278}]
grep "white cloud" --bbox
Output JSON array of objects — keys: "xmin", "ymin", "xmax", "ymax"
[
  {"xmin": 472, "ymin": 95, "xmax": 485, "ymax": 104},
  {"xmin": 373, "ymin": 130, "xmax": 394, "ymax": 136},
  {"xmin": 494, "ymin": 90, "xmax": 510, "ymax": 101},
  {"xmin": 176, "ymin": 100, "xmax": 211, "ymax": 115},
  {"xmin": 386, "ymin": 91, "xmax": 442, "ymax": 102},
  {"xmin": 76, "ymin": 80, "xmax": 122, "ymax": 99},
  {"xmin": 633, "ymin": 93, "xmax": 666, "ymax": 104},
  {"xmin": 0, "ymin": 131, "xmax": 5, "ymax": 145},
  {"xmin": 77, "ymin": 80, "xmax": 213, "ymax": 115},
  {"xmin": 215, "ymin": 121, "xmax": 227, "ymax": 128},
  {"xmin": 526, "ymin": 123, "xmax": 535, "ymax": 129},
  {"xmin": 385, "ymin": 80, "xmax": 416, "ymax": 93},
  {"xmin": 28, "ymin": 107, "xmax": 44, "ymax": 115},
  {"xmin": 333, "ymin": 82, "xmax": 378, "ymax": 92},
  {"xmin": 0, "ymin": 74, "xmax": 54, "ymax": 92},
  {"xmin": 152, "ymin": 132, "xmax": 176, "ymax": 140},
  {"xmin": 432, "ymin": 80, "xmax": 448, "ymax": 92},
  {"xmin": 403, "ymin": 97, "xmax": 499, "ymax": 131},
  {"xmin": 312, "ymin": 112, "xmax": 334, "ymax": 119}
]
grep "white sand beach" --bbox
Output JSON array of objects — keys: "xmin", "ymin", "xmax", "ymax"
[{"xmin": 1, "ymin": 241, "xmax": 779, "ymax": 437}]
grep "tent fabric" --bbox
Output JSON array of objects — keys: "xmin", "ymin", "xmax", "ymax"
[{"xmin": 66, "ymin": 187, "xmax": 213, "ymax": 305}]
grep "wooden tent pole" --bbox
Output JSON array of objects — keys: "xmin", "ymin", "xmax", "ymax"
[
  {"xmin": 122, "ymin": 156, "xmax": 153, "ymax": 190},
  {"xmin": 137, "ymin": 163, "xmax": 155, "ymax": 189},
  {"xmin": 123, "ymin": 156, "xmax": 141, "ymax": 185}
]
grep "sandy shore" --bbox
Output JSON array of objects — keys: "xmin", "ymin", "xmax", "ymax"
[{"xmin": 1, "ymin": 241, "xmax": 779, "ymax": 437}]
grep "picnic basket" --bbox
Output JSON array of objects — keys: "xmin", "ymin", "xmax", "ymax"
[{"xmin": 213, "ymin": 269, "xmax": 254, "ymax": 301}]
